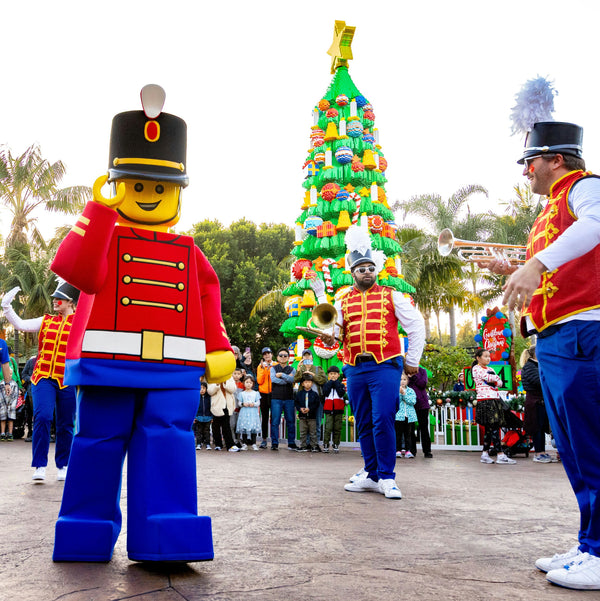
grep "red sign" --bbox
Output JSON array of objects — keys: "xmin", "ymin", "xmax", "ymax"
[{"xmin": 480, "ymin": 314, "xmax": 509, "ymax": 362}]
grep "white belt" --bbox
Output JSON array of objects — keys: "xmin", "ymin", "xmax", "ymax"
[{"xmin": 82, "ymin": 330, "xmax": 206, "ymax": 362}]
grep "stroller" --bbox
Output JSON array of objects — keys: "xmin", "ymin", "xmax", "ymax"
[
  {"xmin": 500, "ymin": 408, "xmax": 531, "ymax": 458},
  {"xmin": 487, "ymin": 404, "xmax": 532, "ymax": 457}
]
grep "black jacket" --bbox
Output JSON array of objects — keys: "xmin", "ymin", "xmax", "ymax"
[
  {"xmin": 322, "ymin": 380, "xmax": 346, "ymax": 413},
  {"xmin": 295, "ymin": 389, "xmax": 321, "ymax": 419},
  {"xmin": 521, "ymin": 359, "xmax": 543, "ymax": 396}
]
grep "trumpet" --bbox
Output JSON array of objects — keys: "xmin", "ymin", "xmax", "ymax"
[
  {"xmin": 296, "ymin": 303, "xmax": 339, "ymax": 339},
  {"xmin": 437, "ymin": 228, "xmax": 526, "ymax": 266}
]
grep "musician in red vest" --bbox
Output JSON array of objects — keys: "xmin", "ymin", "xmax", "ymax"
[
  {"xmin": 494, "ymin": 122, "xmax": 600, "ymax": 590},
  {"xmin": 1, "ymin": 280, "xmax": 79, "ymax": 482},
  {"xmin": 321, "ymin": 226, "xmax": 425, "ymax": 500}
]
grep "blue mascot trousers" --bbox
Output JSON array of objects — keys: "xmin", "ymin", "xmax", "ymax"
[
  {"xmin": 53, "ymin": 386, "xmax": 213, "ymax": 562},
  {"xmin": 537, "ymin": 320, "xmax": 600, "ymax": 558},
  {"xmin": 343, "ymin": 359, "xmax": 402, "ymax": 481}
]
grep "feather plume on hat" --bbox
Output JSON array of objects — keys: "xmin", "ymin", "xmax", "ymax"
[
  {"xmin": 510, "ymin": 76, "xmax": 557, "ymax": 136},
  {"xmin": 344, "ymin": 225, "xmax": 385, "ymax": 272}
]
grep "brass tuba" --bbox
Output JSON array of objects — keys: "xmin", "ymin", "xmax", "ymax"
[{"xmin": 437, "ymin": 228, "xmax": 526, "ymax": 266}]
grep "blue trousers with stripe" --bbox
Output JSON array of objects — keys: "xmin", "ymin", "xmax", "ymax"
[
  {"xmin": 537, "ymin": 320, "xmax": 600, "ymax": 557},
  {"xmin": 31, "ymin": 379, "xmax": 76, "ymax": 469},
  {"xmin": 343, "ymin": 359, "xmax": 402, "ymax": 481}
]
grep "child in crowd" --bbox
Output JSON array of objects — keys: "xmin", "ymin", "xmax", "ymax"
[
  {"xmin": 235, "ymin": 374, "xmax": 262, "ymax": 450},
  {"xmin": 194, "ymin": 381, "xmax": 212, "ymax": 450},
  {"xmin": 322, "ymin": 365, "xmax": 346, "ymax": 453},
  {"xmin": 230, "ymin": 368, "xmax": 244, "ymax": 448},
  {"xmin": 395, "ymin": 372, "xmax": 417, "ymax": 458},
  {"xmin": 472, "ymin": 348, "xmax": 515, "ymax": 465},
  {"xmin": 207, "ymin": 377, "xmax": 240, "ymax": 452},
  {"xmin": 295, "ymin": 373, "xmax": 321, "ymax": 452}
]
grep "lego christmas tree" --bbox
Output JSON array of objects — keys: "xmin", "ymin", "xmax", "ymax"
[{"xmin": 280, "ymin": 21, "xmax": 416, "ymax": 370}]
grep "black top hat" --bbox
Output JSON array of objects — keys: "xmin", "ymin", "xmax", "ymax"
[
  {"xmin": 517, "ymin": 121, "xmax": 583, "ymax": 164},
  {"xmin": 52, "ymin": 281, "xmax": 80, "ymax": 303},
  {"xmin": 348, "ymin": 248, "xmax": 375, "ymax": 270},
  {"xmin": 108, "ymin": 110, "xmax": 189, "ymax": 186}
]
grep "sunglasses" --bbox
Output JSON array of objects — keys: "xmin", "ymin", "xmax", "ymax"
[
  {"xmin": 354, "ymin": 265, "xmax": 376, "ymax": 274},
  {"xmin": 523, "ymin": 155, "xmax": 542, "ymax": 169},
  {"xmin": 278, "ymin": 353, "xmax": 289, "ymax": 358}
]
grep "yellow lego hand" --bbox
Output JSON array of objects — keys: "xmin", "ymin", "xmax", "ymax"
[
  {"xmin": 204, "ymin": 350, "xmax": 236, "ymax": 383},
  {"xmin": 93, "ymin": 174, "xmax": 126, "ymax": 209}
]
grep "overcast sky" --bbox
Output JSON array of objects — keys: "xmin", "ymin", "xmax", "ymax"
[{"xmin": 2, "ymin": 0, "xmax": 599, "ymax": 241}]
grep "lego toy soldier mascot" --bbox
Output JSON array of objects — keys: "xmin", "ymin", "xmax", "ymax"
[{"xmin": 51, "ymin": 85, "xmax": 235, "ymax": 563}]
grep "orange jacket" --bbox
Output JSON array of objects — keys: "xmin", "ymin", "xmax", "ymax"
[{"xmin": 257, "ymin": 361, "xmax": 273, "ymax": 394}]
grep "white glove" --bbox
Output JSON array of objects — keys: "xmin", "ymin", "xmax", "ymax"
[
  {"xmin": 1, "ymin": 286, "xmax": 43, "ymax": 333},
  {"xmin": 309, "ymin": 278, "xmax": 327, "ymax": 305},
  {"xmin": 1, "ymin": 286, "xmax": 20, "ymax": 309}
]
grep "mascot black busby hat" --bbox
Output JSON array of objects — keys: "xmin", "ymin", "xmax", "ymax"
[
  {"xmin": 108, "ymin": 84, "xmax": 189, "ymax": 187},
  {"xmin": 517, "ymin": 121, "xmax": 583, "ymax": 165}
]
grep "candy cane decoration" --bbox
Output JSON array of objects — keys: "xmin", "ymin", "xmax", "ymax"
[
  {"xmin": 350, "ymin": 192, "xmax": 362, "ymax": 225},
  {"xmin": 321, "ymin": 258, "xmax": 337, "ymax": 293}
]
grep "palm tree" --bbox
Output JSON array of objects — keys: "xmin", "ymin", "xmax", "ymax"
[
  {"xmin": 396, "ymin": 227, "xmax": 464, "ymax": 341},
  {"xmin": 486, "ymin": 182, "xmax": 543, "ymax": 342},
  {"xmin": 0, "ymin": 144, "xmax": 91, "ymax": 249},
  {"xmin": 0, "ymin": 245, "xmax": 57, "ymax": 358},
  {"xmin": 396, "ymin": 185, "xmax": 491, "ymax": 344}
]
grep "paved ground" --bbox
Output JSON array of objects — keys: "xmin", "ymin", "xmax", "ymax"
[{"xmin": 0, "ymin": 440, "xmax": 588, "ymax": 601}]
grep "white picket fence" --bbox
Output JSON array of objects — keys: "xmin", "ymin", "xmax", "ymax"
[{"xmin": 283, "ymin": 404, "xmax": 527, "ymax": 452}]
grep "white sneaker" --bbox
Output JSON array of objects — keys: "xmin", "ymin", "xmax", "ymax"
[
  {"xmin": 546, "ymin": 553, "xmax": 600, "ymax": 590},
  {"xmin": 205, "ymin": 444, "xmax": 212, "ymax": 450},
  {"xmin": 496, "ymin": 454, "xmax": 517, "ymax": 464},
  {"xmin": 196, "ymin": 444, "xmax": 202, "ymax": 450},
  {"xmin": 378, "ymin": 478, "xmax": 402, "ymax": 499},
  {"xmin": 228, "ymin": 446, "xmax": 240, "ymax": 452},
  {"xmin": 349, "ymin": 467, "xmax": 366, "ymax": 483},
  {"xmin": 533, "ymin": 453, "xmax": 552, "ymax": 463},
  {"xmin": 32, "ymin": 467, "xmax": 46, "ymax": 481},
  {"xmin": 536, "ymin": 545, "xmax": 582, "ymax": 573},
  {"xmin": 240, "ymin": 444, "xmax": 248, "ymax": 451},
  {"xmin": 405, "ymin": 451, "xmax": 415, "ymax": 459},
  {"xmin": 480, "ymin": 453, "xmax": 494, "ymax": 464},
  {"xmin": 344, "ymin": 477, "xmax": 379, "ymax": 493},
  {"xmin": 395, "ymin": 451, "xmax": 403, "ymax": 457},
  {"xmin": 56, "ymin": 467, "xmax": 68, "ymax": 481},
  {"xmin": 252, "ymin": 444, "xmax": 259, "ymax": 451},
  {"xmin": 214, "ymin": 446, "xmax": 221, "ymax": 451}
]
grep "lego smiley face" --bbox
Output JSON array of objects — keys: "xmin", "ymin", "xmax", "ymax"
[{"xmin": 113, "ymin": 179, "xmax": 181, "ymax": 229}]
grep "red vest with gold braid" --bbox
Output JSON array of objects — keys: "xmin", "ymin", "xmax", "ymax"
[
  {"xmin": 523, "ymin": 170, "xmax": 600, "ymax": 332},
  {"xmin": 341, "ymin": 284, "xmax": 402, "ymax": 366},
  {"xmin": 31, "ymin": 313, "xmax": 74, "ymax": 389}
]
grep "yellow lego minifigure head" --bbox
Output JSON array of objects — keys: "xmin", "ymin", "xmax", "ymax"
[
  {"xmin": 105, "ymin": 85, "xmax": 188, "ymax": 231},
  {"xmin": 111, "ymin": 179, "xmax": 181, "ymax": 229}
]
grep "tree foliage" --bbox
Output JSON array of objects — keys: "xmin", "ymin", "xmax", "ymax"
[
  {"xmin": 186, "ymin": 219, "xmax": 294, "ymax": 358},
  {"xmin": 0, "ymin": 144, "xmax": 90, "ymax": 249},
  {"xmin": 420, "ymin": 343, "xmax": 472, "ymax": 392}
]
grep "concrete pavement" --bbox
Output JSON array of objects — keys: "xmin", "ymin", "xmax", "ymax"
[{"xmin": 0, "ymin": 440, "xmax": 587, "ymax": 601}]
